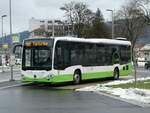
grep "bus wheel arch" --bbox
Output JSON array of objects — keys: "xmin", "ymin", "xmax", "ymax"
[
  {"xmin": 113, "ymin": 67, "xmax": 119, "ymax": 80},
  {"xmin": 73, "ymin": 69, "xmax": 82, "ymax": 84}
]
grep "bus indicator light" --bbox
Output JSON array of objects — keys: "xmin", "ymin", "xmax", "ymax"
[{"xmin": 25, "ymin": 42, "xmax": 32, "ymax": 47}]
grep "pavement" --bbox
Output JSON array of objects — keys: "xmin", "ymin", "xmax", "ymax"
[
  {"xmin": 0, "ymin": 86, "xmax": 150, "ymax": 113},
  {"xmin": 0, "ymin": 65, "xmax": 21, "ymax": 71},
  {"xmin": 0, "ymin": 65, "xmax": 21, "ymax": 82},
  {"xmin": 0, "ymin": 65, "xmax": 23, "ymax": 89}
]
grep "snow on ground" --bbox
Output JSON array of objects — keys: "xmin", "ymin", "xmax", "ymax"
[
  {"xmin": 76, "ymin": 77, "xmax": 150, "ymax": 104},
  {"xmin": 102, "ymin": 77, "xmax": 150, "ymax": 86}
]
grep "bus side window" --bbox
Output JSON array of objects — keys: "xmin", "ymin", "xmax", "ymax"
[
  {"xmin": 63, "ymin": 45, "xmax": 71, "ymax": 68},
  {"xmin": 111, "ymin": 47, "xmax": 119, "ymax": 64},
  {"xmin": 57, "ymin": 48, "xmax": 61, "ymax": 57},
  {"xmin": 54, "ymin": 41, "xmax": 71, "ymax": 70},
  {"xmin": 104, "ymin": 45, "xmax": 112, "ymax": 65},
  {"xmin": 96, "ymin": 44, "xmax": 105, "ymax": 66},
  {"xmin": 54, "ymin": 43, "xmax": 63, "ymax": 69},
  {"xmin": 120, "ymin": 45, "xmax": 131, "ymax": 64}
]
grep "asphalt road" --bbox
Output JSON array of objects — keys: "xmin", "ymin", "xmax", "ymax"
[
  {"xmin": 135, "ymin": 67, "xmax": 150, "ymax": 78},
  {"xmin": 0, "ymin": 67, "xmax": 150, "ymax": 113},
  {"xmin": 0, "ymin": 86, "xmax": 150, "ymax": 113}
]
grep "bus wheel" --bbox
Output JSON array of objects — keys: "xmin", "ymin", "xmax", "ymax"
[
  {"xmin": 113, "ymin": 68, "xmax": 119, "ymax": 80},
  {"xmin": 73, "ymin": 71, "xmax": 81, "ymax": 84}
]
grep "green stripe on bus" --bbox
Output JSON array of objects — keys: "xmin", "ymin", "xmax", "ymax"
[
  {"xmin": 21, "ymin": 63, "xmax": 133, "ymax": 83},
  {"xmin": 120, "ymin": 62, "xmax": 133, "ymax": 76},
  {"xmin": 82, "ymin": 71, "xmax": 113, "ymax": 80},
  {"xmin": 21, "ymin": 71, "xmax": 113, "ymax": 83},
  {"xmin": 21, "ymin": 74, "xmax": 73, "ymax": 83}
]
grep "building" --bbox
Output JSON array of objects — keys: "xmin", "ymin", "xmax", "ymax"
[
  {"xmin": 139, "ymin": 44, "xmax": 150, "ymax": 60},
  {"xmin": 29, "ymin": 18, "xmax": 72, "ymax": 37},
  {"xmin": 0, "ymin": 31, "xmax": 30, "ymax": 55}
]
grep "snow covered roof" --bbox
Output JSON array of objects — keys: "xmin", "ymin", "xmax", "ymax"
[{"xmin": 140, "ymin": 44, "xmax": 150, "ymax": 51}]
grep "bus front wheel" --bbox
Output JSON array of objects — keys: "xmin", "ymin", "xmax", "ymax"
[
  {"xmin": 73, "ymin": 71, "xmax": 81, "ymax": 84},
  {"xmin": 113, "ymin": 68, "xmax": 119, "ymax": 80}
]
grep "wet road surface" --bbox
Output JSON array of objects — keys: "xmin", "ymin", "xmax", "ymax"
[
  {"xmin": 0, "ymin": 68, "xmax": 150, "ymax": 113},
  {"xmin": 0, "ymin": 85, "xmax": 150, "ymax": 113}
]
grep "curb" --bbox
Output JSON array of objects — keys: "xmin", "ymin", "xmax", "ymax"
[{"xmin": 95, "ymin": 91, "xmax": 150, "ymax": 108}]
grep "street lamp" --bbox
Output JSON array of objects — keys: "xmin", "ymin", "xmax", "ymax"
[
  {"xmin": 106, "ymin": 9, "xmax": 114, "ymax": 39},
  {"xmin": 1, "ymin": 15, "xmax": 7, "ymax": 72},
  {"xmin": 1, "ymin": 15, "xmax": 7, "ymax": 41}
]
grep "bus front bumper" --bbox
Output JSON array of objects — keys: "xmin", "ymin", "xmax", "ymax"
[{"xmin": 21, "ymin": 74, "xmax": 73, "ymax": 83}]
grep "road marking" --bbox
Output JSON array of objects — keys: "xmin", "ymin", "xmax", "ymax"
[
  {"xmin": 95, "ymin": 91, "xmax": 150, "ymax": 108},
  {"xmin": 0, "ymin": 82, "xmax": 32, "ymax": 90},
  {"xmin": 0, "ymin": 78, "xmax": 20, "ymax": 83}
]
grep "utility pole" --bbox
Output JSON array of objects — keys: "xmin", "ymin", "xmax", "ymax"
[
  {"xmin": 106, "ymin": 9, "xmax": 115, "ymax": 39},
  {"xmin": 9, "ymin": 0, "xmax": 14, "ymax": 81}
]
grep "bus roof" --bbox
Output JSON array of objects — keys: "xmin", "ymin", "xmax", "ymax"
[{"xmin": 25, "ymin": 37, "xmax": 131, "ymax": 46}]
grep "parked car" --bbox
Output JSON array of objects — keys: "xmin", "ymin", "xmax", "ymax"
[{"xmin": 144, "ymin": 61, "xmax": 150, "ymax": 69}]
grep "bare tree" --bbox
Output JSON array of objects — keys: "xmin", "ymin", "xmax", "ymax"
[
  {"xmin": 60, "ymin": 1, "xmax": 92, "ymax": 37},
  {"xmin": 135, "ymin": 0, "xmax": 150, "ymax": 23},
  {"xmin": 115, "ymin": 0, "xmax": 149, "ymax": 87},
  {"xmin": 60, "ymin": 1, "xmax": 75, "ymax": 32},
  {"xmin": 90, "ymin": 8, "xmax": 111, "ymax": 38},
  {"xmin": 115, "ymin": 0, "xmax": 148, "ymax": 51}
]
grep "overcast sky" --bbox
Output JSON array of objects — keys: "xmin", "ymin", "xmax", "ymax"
[{"xmin": 0, "ymin": 0, "xmax": 126, "ymax": 35}]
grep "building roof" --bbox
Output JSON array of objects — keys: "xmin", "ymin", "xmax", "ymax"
[{"xmin": 140, "ymin": 44, "xmax": 150, "ymax": 51}]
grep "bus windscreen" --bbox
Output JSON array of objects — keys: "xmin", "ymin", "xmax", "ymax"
[{"xmin": 22, "ymin": 39, "xmax": 53, "ymax": 70}]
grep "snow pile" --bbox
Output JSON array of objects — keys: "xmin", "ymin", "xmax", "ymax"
[
  {"xmin": 77, "ymin": 86, "xmax": 150, "ymax": 104},
  {"xmin": 102, "ymin": 77, "xmax": 150, "ymax": 86},
  {"xmin": 76, "ymin": 77, "xmax": 150, "ymax": 104}
]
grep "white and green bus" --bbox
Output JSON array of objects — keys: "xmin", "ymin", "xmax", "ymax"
[{"xmin": 21, "ymin": 37, "xmax": 132, "ymax": 84}]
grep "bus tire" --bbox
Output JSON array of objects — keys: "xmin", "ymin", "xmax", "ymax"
[
  {"xmin": 113, "ymin": 68, "xmax": 119, "ymax": 80},
  {"xmin": 73, "ymin": 70, "xmax": 81, "ymax": 84}
]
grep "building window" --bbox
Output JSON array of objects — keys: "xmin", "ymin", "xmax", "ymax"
[
  {"xmin": 40, "ymin": 21, "xmax": 44, "ymax": 23},
  {"xmin": 48, "ymin": 25, "xmax": 52, "ymax": 30},
  {"xmin": 48, "ymin": 21, "xmax": 52, "ymax": 23},
  {"xmin": 40, "ymin": 25, "xmax": 45, "ymax": 29},
  {"xmin": 145, "ymin": 53, "xmax": 149, "ymax": 56}
]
